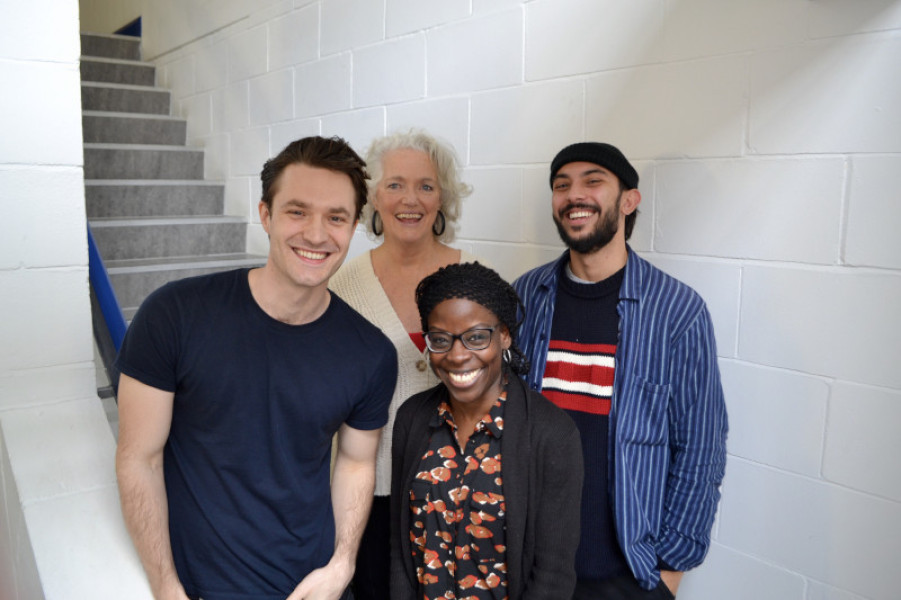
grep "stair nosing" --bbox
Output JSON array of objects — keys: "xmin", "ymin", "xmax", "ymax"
[
  {"xmin": 84, "ymin": 142, "xmax": 204, "ymax": 151},
  {"xmin": 85, "ymin": 179, "xmax": 225, "ymax": 186},
  {"xmin": 80, "ymin": 56, "xmax": 153, "ymax": 67},
  {"xmin": 82, "ymin": 110, "xmax": 184, "ymax": 122},
  {"xmin": 81, "ymin": 31, "xmax": 142, "ymax": 41},
  {"xmin": 81, "ymin": 81, "xmax": 168, "ymax": 93},
  {"xmin": 90, "ymin": 216, "xmax": 249, "ymax": 226},
  {"xmin": 107, "ymin": 254, "xmax": 267, "ymax": 274}
]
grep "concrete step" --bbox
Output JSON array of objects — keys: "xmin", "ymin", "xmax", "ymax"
[
  {"xmin": 84, "ymin": 143, "xmax": 204, "ymax": 180},
  {"xmin": 83, "ymin": 111, "xmax": 187, "ymax": 145},
  {"xmin": 81, "ymin": 56, "xmax": 155, "ymax": 86},
  {"xmin": 82, "ymin": 82, "xmax": 170, "ymax": 115},
  {"xmin": 106, "ymin": 254, "xmax": 267, "ymax": 311},
  {"xmin": 81, "ymin": 32, "xmax": 141, "ymax": 61},
  {"xmin": 90, "ymin": 216, "xmax": 249, "ymax": 261},
  {"xmin": 86, "ymin": 180, "xmax": 225, "ymax": 218}
]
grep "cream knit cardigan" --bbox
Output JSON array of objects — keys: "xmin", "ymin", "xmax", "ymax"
[{"xmin": 329, "ymin": 249, "xmax": 482, "ymax": 496}]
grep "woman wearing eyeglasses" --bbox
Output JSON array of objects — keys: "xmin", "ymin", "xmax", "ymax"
[
  {"xmin": 330, "ymin": 130, "xmax": 485, "ymax": 599},
  {"xmin": 390, "ymin": 262, "xmax": 583, "ymax": 600}
]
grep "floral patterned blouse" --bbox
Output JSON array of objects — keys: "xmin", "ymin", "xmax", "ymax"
[{"xmin": 409, "ymin": 393, "xmax": 508, "ymax": 600}]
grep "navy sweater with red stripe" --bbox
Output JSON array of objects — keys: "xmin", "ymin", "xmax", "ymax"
[{"xmin": 541, "ymin": 264, "xmax": 631, "ymax": 582}]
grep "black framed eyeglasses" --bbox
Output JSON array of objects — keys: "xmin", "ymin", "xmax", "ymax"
[{"xmin": 423, "ymin": 327, "xmax": 497, "ymax": 353}]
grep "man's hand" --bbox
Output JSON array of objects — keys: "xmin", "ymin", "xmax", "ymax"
[
  {"xmin": 286, "ymin": 560, "xmax": 352, "ymax": 600},
  {"xmin": 660, "ymin": 570, "xmax": 683, "ymax": 596}
]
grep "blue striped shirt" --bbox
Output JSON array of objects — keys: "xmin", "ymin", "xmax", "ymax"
[{"xmin": 513, "ymin": 248, "xmax": 728, "ymax": 590}]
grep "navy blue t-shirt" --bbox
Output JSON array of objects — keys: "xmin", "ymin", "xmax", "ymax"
[{"xmin": 116, "ymin": 269, "xmax": 397, "ymax": 600}]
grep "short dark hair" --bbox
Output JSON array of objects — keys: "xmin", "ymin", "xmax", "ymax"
[
  {"xmin": 415, "ymin": 262, "xmax": 530, "ymax": 376},
  {"xmin": 260, "ymin": 136, "xmax": 369, "ymax": 220}
]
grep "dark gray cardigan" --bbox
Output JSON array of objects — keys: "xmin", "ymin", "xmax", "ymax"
[{"xmin": 390, "ymin": 371, "xmax": 583, "ymax": 600}]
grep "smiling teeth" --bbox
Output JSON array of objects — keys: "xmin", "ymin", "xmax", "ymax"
[
  {"xmin": 296, "ymin": 249, "xmax": 327, "ymax": 260},
  {"xmin": 568, "ymin": 210, "xmax": 594, "ymax": 219},
  {"xmin": 397, "ymin": 213, "xmax": 422, "ymax": 220},
  {"xmin": 448, "ymin": 369, "xmax": 480, "ymax": 384}
]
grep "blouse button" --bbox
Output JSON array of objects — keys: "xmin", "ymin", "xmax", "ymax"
[{"xmin": 416, "ymin": 359, "xmax": 428, "ymax": 372}]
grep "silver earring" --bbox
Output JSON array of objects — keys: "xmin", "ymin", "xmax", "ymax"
[{"xmin": 503, "ymin": 348, "xmax": 512, "ymax": 364}]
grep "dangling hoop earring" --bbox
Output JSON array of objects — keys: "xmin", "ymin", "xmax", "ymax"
[
  {"xmin": 371, "ymin": 211, "xmax": 383, "ymax": 236},
  {"xmin": 432, "ymin": 210, "xmax": 446, "ymax": 237},
  {"xmin": 503, "ymin": 348, "xmax": 512, "ymax": 365}
]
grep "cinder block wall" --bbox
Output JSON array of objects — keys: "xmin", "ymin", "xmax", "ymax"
[
  {"xmin": 109, "ymin": 1, "xmax": 901, "ymax": 598},
  {"xmin": 1, "ymin": 1, "xmax": 152, "ymax": 598}
]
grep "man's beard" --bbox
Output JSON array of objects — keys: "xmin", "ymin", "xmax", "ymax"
[{"xmin": 553, "ymin": 192, "xmax": 621, "ymax": 255}]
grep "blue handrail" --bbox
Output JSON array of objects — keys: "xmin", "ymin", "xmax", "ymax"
[{"xmin": 87, "ymin": 225, "xmax": 127, "ymax": 351}]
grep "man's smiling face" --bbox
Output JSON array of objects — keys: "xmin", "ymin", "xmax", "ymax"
[
  {"xmin": 551, "ymin": 161, "xmax": 625, "ymax": 255},
  {"xmin": 259, "ymin": 163, "xmax": 357, "ymax": 294}
]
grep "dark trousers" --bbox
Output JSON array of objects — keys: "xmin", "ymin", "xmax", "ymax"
[
  {"xmin": 573, "ymin": 575, "xmax": 675, "ymax": 600},
  {"xmin": 352, "ymin": 495, "xmax": 391, "ymax": 600}
]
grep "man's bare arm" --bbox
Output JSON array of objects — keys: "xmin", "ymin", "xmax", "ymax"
[
  {"xmin": 288, "ymin": 423, "xmax": 381, "ymax": 600},
  {"xmin": 116, "ymin": 374, "xmax": 188, "ymax": 600}
]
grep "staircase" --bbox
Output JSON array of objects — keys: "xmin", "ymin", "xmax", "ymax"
[{"xmin": 81, "ymin": 32, "xmax": 266, "ymax": 324}]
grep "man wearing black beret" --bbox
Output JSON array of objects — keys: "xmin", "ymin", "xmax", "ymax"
[{"xmin": 513, "ymin": 142, "xmax": 728, "ymax": 599}]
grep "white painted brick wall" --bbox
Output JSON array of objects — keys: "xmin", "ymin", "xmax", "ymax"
[
  {"xmin": 228, "ymin": 26, "xmax": 268, "ymax": 82},
  {"xmin": 212, "ymin": 81, "xmax": 250, "ymax": 132},
  {"xmin": 655, "ymin": 158, "xmax": 844, "ymax": 263},
  {"xmin": 224, "ymin": 175, "xmax": 253, "ymax": 222},
  {"xmin": 749, "ymin": 36, "xmax": 901, "ymax": 155},
  {"xmin": 294, "ymin": 54, "xmax": 352, "ymax": 117},
  {"xmin": 718, "ymin": 459, "xmax": 901, "ymax": 600},
  {"xmin": 0, "ymin": 270, "xmax": 93, "ymax": 371},
  {"xmin": 0, "ymin": 0, "xmax": 79, "ymax": 61},
  {"xmin": 808, "ymin": 0, "xmax": 901, "ymax": 38},
  {"xmin": 160, "ymin": 54, "xmax": 194, "ymax": 98},
  {"xmin": 461, "ymin": 168, "xmax": 524, "ymax": 242},
  {"xmin": 585, "ymin": 56, "xmax": 748, "ymax": 159},
  {"xmin": 526, "ymin": 0, "xmax": 665, "ymax": 80},
  {"xmin": 387, "ymin": 0, "xmax": 469, "ymax": 37},
  {"xmin": 320, "ymin": 0, "xmax": 383, "ymax": 56},
  {"xmin": 0, "ymin": 168, "xmax": 87, "ymax": 269},
  {"xmin": 1, "ymin": 62, "xmax": 84, "ymax": 166},
  {"xmin": 660, "ymin": 0, "xmax": 808, "ymax": 60},
  {"xmin": 823, "ymin": 383, "xmax": 901, "ymax": 501},
  {"xmin": 180, "ymin": 93, "xmax": 212, "ymax": 140},
  {"xmin": 98, "ymin": 1, "xmax": 901, "ymax": 597},
  {"xmin": 385, "ymin": 97, "xmax": 470, "ymax": 162},
  {"xmin": 320, "ymin": 107, "xmax": 386, "ymax": 157},
  {"xmin": 846, "ymin": 155, "xmax": 901, "ymax": 269},
  {"xmin": 2, "ymin": 0, "xmax": 154, "ymax": 595},
  {"xmin": 268, "ymin": 6, "xmax": 319, "ymax": 71},
  {"xmin": 249, "ymin": 69, "xmax": 294, "ymax": 126},
  {"xmin": 740, "ymin": 267, "xmax": 901, "ymax": 389},
  {"xmin": 807, "ymin": 580, "xmax": 872, "ymax": 600},
  {"xmin": 471, "ymin": 81, "xmax": 583, "ymax": 164},
  {"xmin": 194, "ymin": 41, "xmax": 229, "ymax": 92},
  {"xmin": 678, "ymin": 543, "xmax": 806, "ymax": 600},
  {"xmin": 718, "ymin": 361, "xmax": 828, "ymax": 476},
  {"xmin": 353, "ymin": 35, "xmax": 426, "ymax": 108},
  {"xmin": 229, "ymin": 126, "xmax": 271, "ymax": 177},
  {"xmin": 427, "ymin": 10, "xmax": 523, "ymax": 96},
  {"xmin": 203, "ymin": 132, "xmax": 230, "ymax": 181}
]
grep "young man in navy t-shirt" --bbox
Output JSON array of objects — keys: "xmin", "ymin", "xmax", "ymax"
[{"xmin": 116, "ymin": 136, "xmax": 397, "ymax": 600}]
